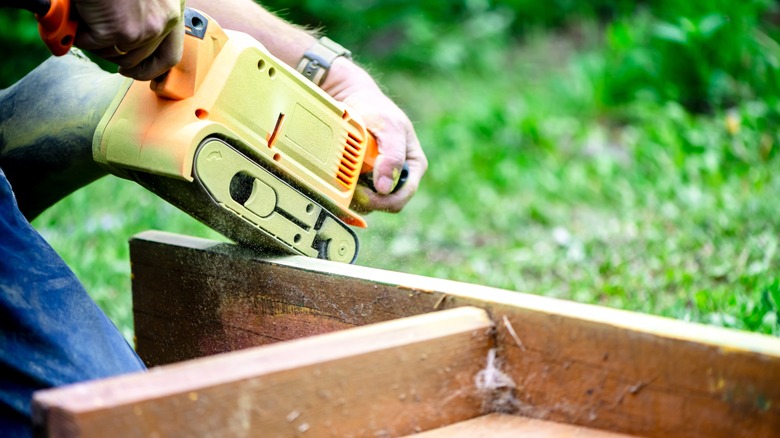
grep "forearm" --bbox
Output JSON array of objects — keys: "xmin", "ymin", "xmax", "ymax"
[
  {"xmin": 185, "ymin": 0, "xmax": 376, "ymax": 97},
  {"xmin": 186, "ymin": 0, "xmax": 316, "ymax": 68}
]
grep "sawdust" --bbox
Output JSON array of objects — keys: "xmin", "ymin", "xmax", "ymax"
[
  {"xmin": 474, "ymin": 348, "xmax": 521, "ymax": 414},
  {"xmin": 502, "ymin": 315, "xmax": 526, "ymax": 351}
]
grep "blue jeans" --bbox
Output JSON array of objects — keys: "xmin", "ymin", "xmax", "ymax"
[{"xmin": 0, "ymin": 168, "xmax": 145, "ymax": 437}]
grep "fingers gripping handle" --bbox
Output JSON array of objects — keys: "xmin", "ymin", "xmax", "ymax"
[
  {"xmin": 36, "ymin": 0, "xmax": 77, "ymax": 56},
  {"xmin": 151, "ymin": 9, "xmax": 226, "ymax": 100},
  {"xmin": 359, "ymin": 132, "xmax": 409, "ymax": 194},
  {"xmin": 359, "ymin": 161, "xmax": 410, "ymax": 194}
]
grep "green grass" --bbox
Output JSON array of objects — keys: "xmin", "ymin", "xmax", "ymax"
[
  {"xmin": 361, "ymin": 30, "xmax": 780, "ymax": 334},
  {"xmin": 32, "ymin": 21, "xmax": 780, "ymax": 340}
]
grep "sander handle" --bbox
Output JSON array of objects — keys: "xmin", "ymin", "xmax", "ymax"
[
  {"xmin": 5, "ymin": 0, "xmax": 77, "ymax": 55},
  {"xmin": 34, "ymin": 0, "xmax": 78, "ymax": 56}
]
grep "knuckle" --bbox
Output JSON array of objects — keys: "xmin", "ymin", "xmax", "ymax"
[
  {"xmin": 82, "ymin": 25, "xmax": 119, "ymax": 49},
  {"xmin": 385, "ymin": 152, "xmax": 406, "ymax": 168},
  {"xmin": 118, "ymin": 24, "xmax": 145, "ymax": 47},
  {"xmin": 420, "ymin": 155, "xmax": 429, "ymax": 172},
  {"xmin": 140, "ymin": 14, "xmax": 176, "ymax": 44},
  {"xmin": 144, "ymin": 21, "xmax": 166, "ymax": 41}
]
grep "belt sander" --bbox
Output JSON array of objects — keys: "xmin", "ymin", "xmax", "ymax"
[{"xmin": 31, "ymin": 3, "xmax": 407, "ymax": 264}]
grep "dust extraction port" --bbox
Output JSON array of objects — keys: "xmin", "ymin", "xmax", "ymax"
[
  {"xmin": 229, "ymin": 172, "xmax": 255, "ymax": 205},
  {"xmin": 228, "ymin": 171, "xmax": 278, "ymax": 218}
]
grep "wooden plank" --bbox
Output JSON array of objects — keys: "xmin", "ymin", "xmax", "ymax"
[
  {"xmin": 130, "ymin": 231, "xmax": 780, "ymax": 437},
  {"xmin": 406, "ymin": 413, "xmax": 637, "ymax": 437},
  {"xmin": 33, "ymin": 307, "xmax": 493, "ymax": 437},
  {"xmin": 492, "ymin": 306, "xmax": 780, "ymax": 437},
  {"xmin": 130, "ymin": 231, "xmax": 447, "ymax": 366}
]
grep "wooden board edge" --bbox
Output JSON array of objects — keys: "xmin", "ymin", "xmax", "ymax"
[
  {"xmin": 132, "ymin": 230, "xmax": 780, "ymax": 358},
  {"xmin": 34, "ymin": 307, "xmax": 494, "ymax": 437},
  {"xmin": 406, "ymin": 413, "xmax": 639, "ymax": 438}
]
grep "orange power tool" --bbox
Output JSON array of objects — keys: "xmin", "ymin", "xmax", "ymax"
[{"xmin": 33, "ymin": 4, "xmax": 407, "ymax": 263}]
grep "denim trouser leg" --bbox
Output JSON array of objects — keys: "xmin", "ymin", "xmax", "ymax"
[{"xmin": 0, "ymin": 168, "xmax": 145, "ymax": 437}]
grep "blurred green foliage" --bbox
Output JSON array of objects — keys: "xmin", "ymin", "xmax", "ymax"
[
  {"xmin": 261, "ymin": 0, "xmax": 780, "ymax": 113},
  {"xmin": 599, "ymin": 1, "xmax": 780, "ymax": 112},
  {"xmin": 4, "ymin": 0, "xmax": 780, "ymax": 114},
  {"xmin": 0, "ymin": 10, "xmax": 51, "ymax": 88}
]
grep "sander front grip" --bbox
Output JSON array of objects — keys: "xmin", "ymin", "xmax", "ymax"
[{"xmin": 34, "ymin": 0, "xmax": 78, "ymax": 56}]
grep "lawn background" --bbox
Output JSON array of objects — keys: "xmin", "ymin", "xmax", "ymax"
[{"xmin": 3, "ymin": 0, "xmax": 780, "ymax": 341}]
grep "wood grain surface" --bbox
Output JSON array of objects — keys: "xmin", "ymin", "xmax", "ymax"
[
  {"xmin": 127, "ymin": 231, "xmax": 780, "ymax": 437},
  {"xmin": 34, "ymin": 307, "xmax": 493, "ymax": 437}
]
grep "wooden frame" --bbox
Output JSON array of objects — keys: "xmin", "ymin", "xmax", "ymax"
[
  {"xmin": 35, "ymin": 307, "xmax": 493, "ymax": 436},
  {"xmin": 34, "ymin": 231, "xmax": 780, "ymax": 437}
]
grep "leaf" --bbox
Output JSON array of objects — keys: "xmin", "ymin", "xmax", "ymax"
[
  {"xmin": 653, "ymin": 21, "xmax": 688, "ymax": 44},
  {"xmin": 767, "ymin": 279, "xmax": 780, "ymax": 312},
  {"xmin": 698, "ymin": 14, "xmax": 728, "ymax": 39}
]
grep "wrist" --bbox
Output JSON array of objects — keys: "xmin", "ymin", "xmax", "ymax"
[
  {"xmin": 295, "ymin": 36, "xmax": 352, "ymax": 86},
  {"xmin": 320, "ymin": 57, "xmax": 378, "ymax": 101}
]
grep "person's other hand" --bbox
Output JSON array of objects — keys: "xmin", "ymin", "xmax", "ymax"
[
  {"xmin": 73, "ymin": 0, "xmax": 185, "ymax": 80},
  {"xmin": 323, "ymin": 59, "xmax": 428, "ymax": 214}
]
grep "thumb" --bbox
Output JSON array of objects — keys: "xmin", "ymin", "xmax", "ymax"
[{"xmin": 371, "ymin": 152, "xmax": 406, "ymax": 195}]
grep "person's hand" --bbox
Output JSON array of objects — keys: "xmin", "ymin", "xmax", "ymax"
[
  {"xmin": 323, "ymin": 59, "xmax": 428, "ymax": 214},
  {"xmin": 72, "ymin": 0, "xmax": 185, "ymax": 80}
]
